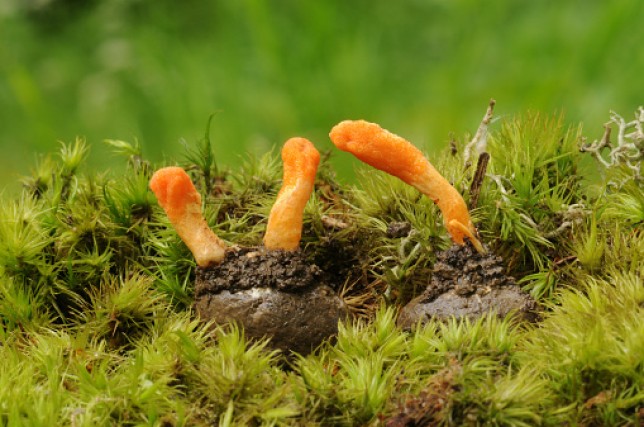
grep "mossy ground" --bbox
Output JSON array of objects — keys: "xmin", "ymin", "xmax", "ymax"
[{"xmin": 1, "ymin": 109, "xmax": 642, "ymax": 426}]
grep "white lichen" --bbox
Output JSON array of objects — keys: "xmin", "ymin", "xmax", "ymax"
[{"xmin": 580, "ymin": 107, "xmax": 643, "ymax": 183}]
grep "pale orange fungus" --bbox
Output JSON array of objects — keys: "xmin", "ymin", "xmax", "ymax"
[
  {"xmin": 149, "ymin": 167, "xmax": 226, "ymax": 267},
  {"xmin": 264, "ymin": 138, "xmax": 320, "ymax": 251},
  {"xmin": 330, "ymin": 120, "xmax": 484, "ymax": 253}
]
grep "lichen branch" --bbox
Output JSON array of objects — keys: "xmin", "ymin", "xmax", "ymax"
[
  {"xmin": 544, "ymin": 203, "xmax": 588, "ymax": 239},
  {"xmin": 580, "ymin": 106, "xmax": 643, "ymax": 182}
]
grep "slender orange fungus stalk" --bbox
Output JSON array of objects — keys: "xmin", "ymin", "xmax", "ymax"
[
  {"xmin": 330, "ymin": 120, "xmax": 484, "ymax": 253},
  {"xmin": 264, "ymin": 138, "xmax": 320, "ymax": 251},
  {"xmin": 149, "ymin": 167, "xmax": 226, "ymax": 267}
]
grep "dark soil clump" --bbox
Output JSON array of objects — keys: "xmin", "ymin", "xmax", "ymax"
[
  {"xmin": 419, "ymin": 243, "xmax": 517, "ymax": 302},
  {"xmin": 398, "ymin": 242, "xmax": 538, "ymax": 329},
  {"xmin": 194, "ymin": 247, "xmax": 348, "ymax": 355},
  {"xmin": 195, "ymin": 247, "xmax": 321, "ymax": 295}
]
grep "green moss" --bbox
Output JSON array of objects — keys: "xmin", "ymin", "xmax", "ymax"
[{"xmin": 0, "ymin": 109, "xmax": 642, "ymax": 425}]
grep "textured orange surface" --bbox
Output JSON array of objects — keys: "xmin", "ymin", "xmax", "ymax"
[
  {"xmin": 150, "ymin": 167, "xmax": 226, "ymax": 266},
  {"xmin": 280, "ymin": 137, "xmax": 321, "ymax": 188},
  {"xmin": 330, "ymin": 120, "xmax": 482, "ymax": 250},
  {"xmin": 264, "ymin": 138, "xmax": 320, "ymax": 251},
  {"xmin": 329, "ymin": 120, "xmax": 431, "ymax": 187},
  {"xmin": 149, "ymin": 167, "xmax": 200, "ymax": 222}
]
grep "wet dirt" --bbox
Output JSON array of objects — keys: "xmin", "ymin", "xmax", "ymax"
[
  {"xmin": 398, "ymin": 243, "xmax": 538, "ymax": 329},
  {"xmin": 195, "ymin": 247, "xmax": 348, "ymax": 355}
]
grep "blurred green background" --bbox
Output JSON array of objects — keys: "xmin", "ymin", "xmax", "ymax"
[{"xmin": 1, "ymin": 0, "xmax": 642, "ymax": 192}]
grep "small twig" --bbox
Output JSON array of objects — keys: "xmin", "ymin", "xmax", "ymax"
[
  {"xmin": 469, "ymin": 152, "xmax": 490, "ymax": 210},
  {"xmin": 464, "ymin": 99, "xmax": 496, "ymax": 171}
]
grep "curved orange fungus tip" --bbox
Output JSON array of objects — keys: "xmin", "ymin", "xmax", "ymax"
[
  {"xmin": 264, "ymin": 137, "xmax": 320, "ymax": 251},
  {"xmin": 329, "ymin": 120, "xmax": 484, "ymax": 254},
  {"xmin": 149, "ymin": 167, "xmax": 226, "ymax": 267}
]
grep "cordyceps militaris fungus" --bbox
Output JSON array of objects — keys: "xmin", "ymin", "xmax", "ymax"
[
  {"xmin": 149, "ymin": 167, "xmax": 226, "ymax": 267},
  {"xmin": 329, "ymin": 120, "xmax": 485, "ymax": 254},
  {"xmin": 150, "ymin": 140, "xmax": 347, "ymax": 356},
  {"xmin": 264, "ymin": 137, "xmax": 320, "ymax": 251},
  {"xmin": 329, "ymin": 121, "xmax": 537, "ymax": 328}
]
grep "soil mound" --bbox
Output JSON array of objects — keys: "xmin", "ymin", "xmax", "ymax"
[
  {"xmin": 398, "ymin": 243, "xmax": 538, "ymax": 329},
  {"xmin": 195, "ymin": 247, "xmax": 348, "ymax": 355}
]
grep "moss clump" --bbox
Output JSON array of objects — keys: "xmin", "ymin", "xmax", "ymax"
[{"xmin": 0, "ymin": 108, "xmax": 642, "ymax": 425}]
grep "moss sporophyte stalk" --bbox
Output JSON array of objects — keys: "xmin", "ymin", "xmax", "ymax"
[{"xmin": 2, "ymin": 106, "xmax": 643, "ymax": 425}]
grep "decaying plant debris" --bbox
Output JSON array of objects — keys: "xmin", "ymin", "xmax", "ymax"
[{"xmin": 0, "ymin": 106, "xmax": 642, "ymax": 425}]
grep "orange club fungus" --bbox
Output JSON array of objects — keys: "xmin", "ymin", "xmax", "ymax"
[
  {"xmin": 264, "ymin": 137, "xmax": 321, "ymax": 251},
  {"xmin": 149, "ymin": 166, "xmax": 226, "ymax": 267},
  {"xmin": 149, "ymin": 138, "xmax": 321, "ymax": 262},
  {"xmin": 329, "ymin": 120, "xmax": 485, "ymax": 253},
  {"xmin": 327, "ymin": 120, "xmax": 536, "ymax": 327},
  {"xmin": 149, "ymin": 138, "xmax": 347, "ymax": 355}
]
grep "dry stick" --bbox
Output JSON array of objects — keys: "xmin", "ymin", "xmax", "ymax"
[
  {"xmin": 469, "ymin": 152, "xmax": 490, "ymax": 210},
  {"xmin": 264, "ymin": 137, "xmax": 320, "ymax": 251},
  {"xmin": 149, "ymin": 167, "xmax": 226, "ymax": 267},
  {"xmin": 329, "ymin": 120, "xmax": 485, "ymax": 253}
]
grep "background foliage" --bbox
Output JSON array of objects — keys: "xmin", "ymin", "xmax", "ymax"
[{"xmin": 1, "ymin": 0, "xmax": 643, "ymax": 192}]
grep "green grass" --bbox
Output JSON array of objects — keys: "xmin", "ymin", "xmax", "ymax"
[{"xmin": 1, "ymin": 0, "xmax": 643, "ymax": 193}]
